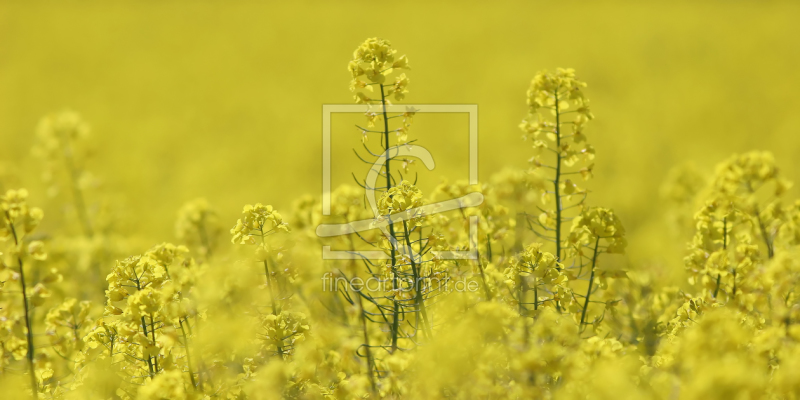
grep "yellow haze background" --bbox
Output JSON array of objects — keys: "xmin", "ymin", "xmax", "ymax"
[{"xmin": 1, "ymin": 1, "xmax": 799, "ymax": 281}]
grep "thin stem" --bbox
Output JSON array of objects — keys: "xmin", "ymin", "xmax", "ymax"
[
  {"xmin": 579, "ymin": 237, "xmax": 601, "ymax": 330},
  {"xmin": 754, "ymin": 208, "xmax": 774, "ymax": 259},
  {"xmin": 149, "ymin": 313, "xmax": 159, "ymax": 373},
  {"xmin": 352, "ymin": 275, "xmax": 377, "ymax": 392},
  {"xmin": 476, "ymin": 251, "xmax": 493, "ymax": 302},
  {"xmin": 403, "ymin": 220, "xmax": 432, "ymax": 339},
  {"xmin": 380, "ymin": 83, "xmax": 401, "ymax": 353},
  {"xmin": 554, "ymin": 91, "xmax": 563, "ymax": 265},
  {"xmin": 713, "ymin": 217, "xmax": 727, "ymax": 299},
  {"xmin": 518, "ymin": 273, "xmax": 528, "ymax": 316},
  {"xmin": 746, "ymin": 184, "xmax": 774, "ymax": 259},
  {"xmin": 5, "ymin": 212, "xmax": 38, "ymax": 396},
  {"xmin": 131, "ymin": 271, "xmax": 156, "ymax": 379},
  {"xmin": 198, "ymin": 215, "xmax": 212, "ymax": 259},
  {"xmin": 262, "ymin": 256, "xmax": 285, "ymax": 357},
  {"xmin": 356, "ymin": 289, "xmax": 377, "ymax": 392},
  {"xmin": 486, "ymin": 233, "xmax": 493, "ymax": 262},
  {"xmin": 140, "ymin": 316, "xmax": 155, "ymax": 378},
  {"xmin": 60, "ymin": 135, "xmax": 93, "ymax": 238},
  {"xmin": 179, "ymin": 318, "xmax": 198, "ymax": 390},
  {"xmin": 345, "ymin": 236, "xmax": 377, "ymax": 393}
]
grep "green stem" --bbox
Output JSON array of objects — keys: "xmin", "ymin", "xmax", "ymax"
[
  {"xmin": 61, "ymin": 136, "xmax": 93, "ymax": 238},
  {"xmin": 402, "ymin": 220, "xmax": 432, "ymax": 338},
  {"xmin": 713, "ymin": 217, "xmax": 727, "ymax": 299},
  {"xmin": 356, "ymin": 292, "xmax": 377, "ymax": 392},
  {"xmin": 553, "ymin": 91, "xmax": 563, "ymax": 265},
  {"xmin": 476, "ymin": 253, "xmax": 492, "ymax": 302},
  {"xmin": 380, "ymin": 83, "xmax": 401, "ymax": 353},
  {"xmin": 746, "ymin": 185, "xmax": 774, "ymax": 259},
  {"xmin": 179, "ymin": 318, "xmax": 198, "ymax": 390},
  {"xmin": 518, "ymin": 272, "xmax": 527, "ymax": 316},
  {"xmin": 198, "ymin": 215, "xmax": 212, "ymax": 258},
  {"xmin": 140, "ymin": 316, "xmax": 155, "ymax": 378},
  {"xmin": 6, "ymin": 212, "xmax": 38, "ymax": 396},
  {"xmin": 258, "ymin": 230, "xmax": 281, "ymax": 315},
  {"xmin": 755, "ymin": 209, "xmax": 774, "ymax": 259},
  {"xmin": 579, "ymin": 237, "xmax": 601, "ymax": 330},
  {"xmin": 149, "ymin": 313, "xmax": 159, "ymax": 373},
  {"xmin": 486, "ymin": 233, "xmax": 493, "ymax": 262},
  {"xmin": 262, "ymin": 257, "xmax": 285, "ymax": 357},
  {"xmin": 263, "ymin": 260, "xmax": 279, "ymax": 316},
  {"xmin": 345, "ymin": 237, "xmax": 376, "ymax": 393},
  {"xmin": 131, "ymin": 274, "xmax": 156, "ymax": 379}
]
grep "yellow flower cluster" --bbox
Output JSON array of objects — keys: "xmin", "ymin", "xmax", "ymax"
[
  {"xmin": 32, "ymin": 111, "xmax": 92, "ymax": 194},
  {"xmin": 569, "ymin": 207, "xmax": 627, "ymax": 254},
  {"xmin": 377, "ymin": 180, "xmax": 423, "ymax": 216},
  {"xmin": 1, "ymin": 188, "xmax": 44, "ymax": 240},
  {"xmin": 520, "ymin": 68, "xmax": 595, "ymax": 172},
  {"xmin": 349, "ymin": 38, "xmax": 410, "ymax": 103},
  {"xmin": 230, "ymin": 203, "xmax": 289, "ymax": 245}
]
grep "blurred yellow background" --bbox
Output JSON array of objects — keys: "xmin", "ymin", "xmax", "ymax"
[{"xmin": 1, "ymin": 1, "xmax": 799, "ymax": 278}]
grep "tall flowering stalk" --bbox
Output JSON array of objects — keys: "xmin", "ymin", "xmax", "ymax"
[
  {"xmin": 230, "ymin": 203, "xmax": 290, "ymax": 316},
  {"xmin": 517, "ymin": 69, "xmax": 627, "ymax": 329},
  {"xmin": 176, "ymin": 198, "xmax": 221, "ymax": 260},
  {"xmin": 685, "ymin": 151, "xmax": 792, "ymax": 302},
  {"xmin": 33, "ymin": 111, "xmax": 94, "ymax": 237},
  {"xmin": 101, "ymin": 243, "xmax": 198, "ymax": 389},
  {"xmin": 348, "ymin": 38, "xmax": 427, "ymax": 353},
  {"xmin": 519, "ymin": 68, "xmax": 595, "ymax": 263},
  {"xmin": 568, "ymin": 207, "xmax": 626, "ymax": 331},
  {"xmin": 231, "ymin": 204, "xmax": 308, "ymax": 360},
  {"xmin": 310, "ymin": 184, "xmax": 384, "ymax": 391},
  {"xmin": 1, "ymin": 189, "xmax": 47, "ymax": 396},
  {"xmin": 31, "ymin": 111, "xmax": 118, "ymax": 300}
]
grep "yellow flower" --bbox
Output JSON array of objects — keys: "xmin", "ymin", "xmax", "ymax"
[
  {"xmin": 27, "ymin": 240, "xmax": 47, "ymax": 261},
  {"xmin": 349, "ymin": 38, "xmax": 410, "ymax": 104},
  {"xmin": 230, "ymin": 203, "xmax": 289, "ymax": 244},
  {"xmin": 390, "ymin": 73, "xmax": 409, "ymax": 101},
  {"xmin": 378, "ymin": 180, "xmax": 423, "ymax": 215},
  {"xmin": 569, "ymin": 207, "xmax": 627, "ymax": 253}
]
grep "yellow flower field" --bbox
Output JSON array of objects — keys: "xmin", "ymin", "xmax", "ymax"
[{"xmin": 1, "ymin": 1, "xmax": 800, "ymax": 399}]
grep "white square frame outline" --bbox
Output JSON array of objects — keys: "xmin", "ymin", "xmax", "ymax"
[{"xmin": 321, "ymin": 104, "xmax": 479, "ymax": 260}]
